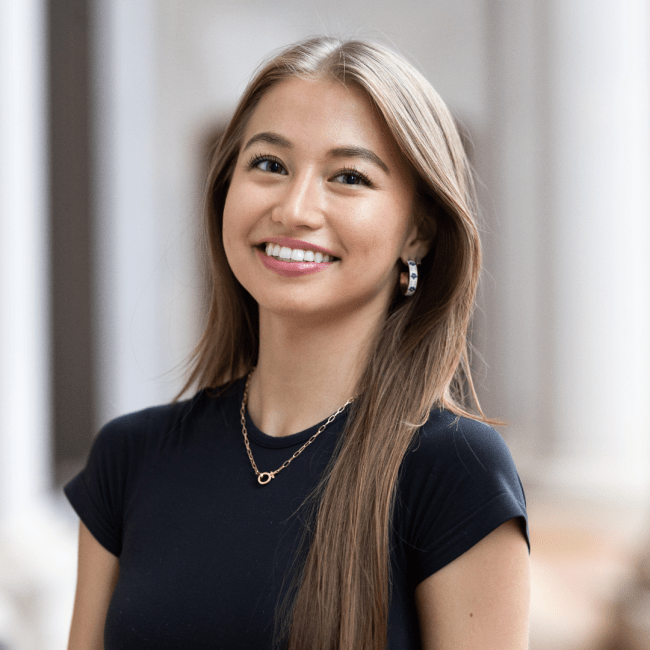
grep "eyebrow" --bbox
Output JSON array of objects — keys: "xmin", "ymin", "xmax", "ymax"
[
  {"xmin": 242, "ymin": 131, "xmax": 390, "ymax": 174},
  {"xmin": 328, "ymin": 147, "xmax": 389, "ymax": 174},
  {"xmin": 242, "ymin": 132, "xmax": 292, "ymax": 151}
]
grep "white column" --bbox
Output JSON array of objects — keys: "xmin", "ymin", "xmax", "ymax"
[
  {"xmin": 482, "ymin": 0, "xmax": 650, "ymax": 501},
  {"xmin": 545, "ymin": 0, "xmax": 650, "ymax": 498},
  {"xmin": 92, "ymin": 0, "xmax": 165, "ymax": 424},
  {"xmin": 0, "ymin": 0, "xmax": 50, "ymax": 518}
]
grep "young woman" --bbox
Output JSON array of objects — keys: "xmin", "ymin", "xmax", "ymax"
[{"xmin": 65, "ymin": 37, "xmax": 530, "ymax": 650}]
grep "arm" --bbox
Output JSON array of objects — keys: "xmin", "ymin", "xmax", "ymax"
[
  {"xmin": 415, "ymin": 519, "xmax": 530, "ymax": 650},
  {"xmin": 67, "ymin": 521, "xmax": 120, "ymax": 650}
]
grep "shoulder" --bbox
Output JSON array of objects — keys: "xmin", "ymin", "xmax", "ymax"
[
  {"xmin": 91, "ymin": 394, "xmax": 201, "ymax": 454},
  {"xmin": 87, "ymin": 387, "xmax": 229, "ymax": 474},
  {"xmin": 418, "ymin": 408, "xmax": 506, "ymax": 452},
  {"xmin": 65, "ymin": 383, "xmax": 242, "ymax": 556},
  {"xmin": 395, "ymin": 410, "xmax": 528, "ymax": 580},
  {"xmin": 397, "ymin": 409, "xmax": 528, "ymax": 547},
  {"xmin": 403, "ymin": 409, "xmax": 521, "ymax": 492},
  {"xmin": 92, "ymin": 381, "xmax": 241, "ymax": 454}
]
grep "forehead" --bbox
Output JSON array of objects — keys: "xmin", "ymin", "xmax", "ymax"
[{"xmin": 243, "ymin": 77, "xmax": 402, "ymax": 164}]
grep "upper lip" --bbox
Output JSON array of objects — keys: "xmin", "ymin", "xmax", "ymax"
[{"xmin": 254, "ymin": 236, "xmax": 338, "ymax": 258}]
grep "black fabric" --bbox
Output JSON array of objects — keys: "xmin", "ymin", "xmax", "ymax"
[{"xmin": 65, "ymin": 377, "xmax": 528, "ymax": 649}]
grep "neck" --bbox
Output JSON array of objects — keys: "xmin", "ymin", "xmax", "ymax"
[{"xmin": 246, "ymin": 306, "xmax": 383, "ymax": 437}]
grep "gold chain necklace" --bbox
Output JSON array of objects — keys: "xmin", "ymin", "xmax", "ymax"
[{"xmin": 240, "ymin": 371, "xmax": 354, "ymax": 485}]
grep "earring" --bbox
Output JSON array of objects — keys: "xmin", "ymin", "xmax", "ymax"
[{"xmin": 399, "ymin": 260, "xmax": 418, "ymax": 296}]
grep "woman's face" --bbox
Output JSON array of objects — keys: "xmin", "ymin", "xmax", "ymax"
[{"xmin": 222, "ymin": 77, "xmax": 424, "ymax": 325}]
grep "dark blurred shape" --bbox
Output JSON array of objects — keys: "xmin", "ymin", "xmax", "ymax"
[{"xmin": 47, "ymin": 0, "xmax": 96, "ymax": 485}]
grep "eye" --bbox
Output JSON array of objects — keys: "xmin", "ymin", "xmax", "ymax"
[
  {"xmin": 331, "ymin": 168, "xmax": 372, "ymax": 187},
  {"xmin": 248, "ymin": 154, "xmax": 287, "ymax": 175}
]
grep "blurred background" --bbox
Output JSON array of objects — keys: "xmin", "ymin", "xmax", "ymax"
[{"xmin": 1, "ymin": 0, "xmax": 650, "ymax": 648}]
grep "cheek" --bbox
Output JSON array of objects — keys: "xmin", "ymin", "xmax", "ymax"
[
  {"xmin": 222, "ymin": 181, "xmax": 253, "ymax": 245},
  {"xmin": 223, "ymin": 174, "xmax": 271, "ymax": 235},
  {"xmin": 221, "ymin": 187, "xmax": 253, "ymax": 272},
  {"xmin": 344, "ymin": 201, "xmax": 413, "ymax": 260}
]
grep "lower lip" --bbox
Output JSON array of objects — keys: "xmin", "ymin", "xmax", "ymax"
[{"xmin": 256, "ymin": 249, "xmax": 334, "ymax": 277}]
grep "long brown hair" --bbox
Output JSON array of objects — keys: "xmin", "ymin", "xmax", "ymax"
[{"xmin": 183, "ymin": 37, "xmax": 484, "ymax": 649}]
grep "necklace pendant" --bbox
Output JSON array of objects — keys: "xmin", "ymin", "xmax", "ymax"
[{"xmin": 258, "ymin": 472, "xmax": 273, "ymax": 485}]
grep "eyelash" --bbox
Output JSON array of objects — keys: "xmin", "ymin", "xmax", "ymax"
[
  {"xmin": 247, "ymin": 153, "xmax": 285, "ymax": 173},
  {"xmin": 247, "ymin": 153, "xmax": 373, "ymax": 187},
  {"xmin": 333, "ymin": 166, "xmax": 372, "ymax": 187}
]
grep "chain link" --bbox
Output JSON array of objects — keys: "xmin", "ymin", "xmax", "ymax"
[{"xmin": 240, "ymin": 370, "xmax": 353, "ymax": 485}]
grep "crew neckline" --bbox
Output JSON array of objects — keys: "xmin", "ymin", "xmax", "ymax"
[{"xmin": 235, "ymin": 376, "xmax": 350, "ymax": 449}]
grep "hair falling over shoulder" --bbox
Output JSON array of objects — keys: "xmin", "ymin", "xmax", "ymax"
[{"xmin": 180, "ymin": 36, "xmax": 487, "ymax": 649}]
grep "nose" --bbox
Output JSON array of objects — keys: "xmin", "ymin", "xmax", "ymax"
[{"xmin": 271, "ymin": 169, "xmax": 324, "ymax": 230}]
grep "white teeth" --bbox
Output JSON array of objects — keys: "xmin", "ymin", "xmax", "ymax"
[{"xmin": 263, "ymin": 243, "xmax": 335, "ymax": 263}]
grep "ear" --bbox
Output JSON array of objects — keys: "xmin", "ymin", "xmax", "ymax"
[{"xmin": 400, "ymin": 211, "xmax": 435, "ymax": 264}]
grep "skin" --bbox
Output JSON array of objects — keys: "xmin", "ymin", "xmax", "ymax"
[
  {"xmin": 68, "ymin": 522, "xmax": 119, "ymax": 649},
  {"xmin": 68, "ymin": 77, "xmax": 530, "ymax": 648},
  {"xmin": 415, "ymin": 519, "xmax": 530, "ymax": 649}
]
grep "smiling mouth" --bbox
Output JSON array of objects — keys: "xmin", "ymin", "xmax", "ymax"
[{"xmin": 260, "ymin": 243, "xmax": 339, "ymax": 263}]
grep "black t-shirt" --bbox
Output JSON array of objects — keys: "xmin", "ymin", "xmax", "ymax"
[{"xmin": 65, "ymin": 377, "xmax": 528, "ymax": 649}]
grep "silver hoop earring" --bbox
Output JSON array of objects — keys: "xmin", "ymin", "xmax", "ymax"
[{"xmin": 399, "ymin": 260, "xmax": 418, "ymax": 296}]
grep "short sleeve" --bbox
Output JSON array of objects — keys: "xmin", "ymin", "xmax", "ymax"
[
  {"xmin": 64, "ymin": 411, "xmax": 148, "ymax": 557},
  {"xmin": 396, "ymin": 411, "xmax": 529, "ymax": 585}
]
